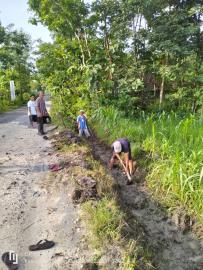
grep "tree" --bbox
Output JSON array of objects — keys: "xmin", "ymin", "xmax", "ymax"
[
  {"xmin": 28, "ymin": 0, "xmax": 203, "ymax": 114},
  {"xmin": 0, "ymin": 23, "xmax": 32, "ymax": 111}
]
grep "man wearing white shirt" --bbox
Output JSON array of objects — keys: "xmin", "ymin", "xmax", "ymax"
[{"xmin": 27, "ymin": 95, "xmax": 37, "ymax": 127}]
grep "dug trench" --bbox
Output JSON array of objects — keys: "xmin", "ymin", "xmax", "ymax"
[
  {"xmin": 90, "ymin": 139, "xmax": 203, "ymax": 270},
  {"xmin": 49, "ymin": 129, "xmax": 203, "ymax": 270}
]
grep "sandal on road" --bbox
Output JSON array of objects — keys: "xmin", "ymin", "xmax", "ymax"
[
  {"xmin": 29, "ymin": 239, "xmax": 55, "ymax": 251},
  {"xmin": 2, "ymin": 252, "xmax": 18, "ymax": 270}
]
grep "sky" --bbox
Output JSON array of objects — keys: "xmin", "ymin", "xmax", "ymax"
[{"xmin": 0, "ymin": 0, "xmax": 52, "ymax": 43}]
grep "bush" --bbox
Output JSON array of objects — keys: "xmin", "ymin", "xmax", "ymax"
[
  {"xmin": 22, "ymin": 92, "xmax": 31, "ymax": 102},
  {"xmin": 0, "ymin": 98, "xmax": 10, "ymax": 112}
]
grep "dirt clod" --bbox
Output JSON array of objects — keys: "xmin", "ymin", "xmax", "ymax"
[
  {"xmin": 77, "ymin": 177, "xmax": 96, "ymax": 188},
  {"xmin": 70, "ymin": 137, "xmax": 81, "ymax": 144},
  {"xmin": 173, "ymin": 209, "xmax": 194, "ymax": 232},
  {"xmin": 80, "ymin": 188, "xmax": 97, "ymax": 202},
  {"xmin": 71, "ymin": 187, "xmax": 97, "ymax": 203},
  {"xmin": 71, "ymin": 189, "xmax": 83, "ymax": 202},
  {"xmin": 81, "ymin": 263, "xmax": 98, "ymax": 270}
]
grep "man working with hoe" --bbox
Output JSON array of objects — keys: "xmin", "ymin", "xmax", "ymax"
[{"xmin": 109, "ymin": 138, "xmax": 135, "ymax": 185}]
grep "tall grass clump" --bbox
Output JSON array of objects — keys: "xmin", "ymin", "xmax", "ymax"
[
  {"xmin": 92, "ymin": 106, "xmax": 203, "ymax": 221},
  {"xmin": 82, "ymin": 197, "xmax": 123, "ymax": 248}
]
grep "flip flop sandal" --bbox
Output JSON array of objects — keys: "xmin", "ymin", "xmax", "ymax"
[
  {"xmin": 2, "ymin": 252, "xmax": 18, "ymax": 270},
  {"xmin": 29, "ymin": 239, "xmax": 55, "ymax": 251}
]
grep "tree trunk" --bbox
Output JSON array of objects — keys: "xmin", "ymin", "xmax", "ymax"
[
  {"xmin": 84, "ymin": 30, "xmax": 91, "ymax": 59},
  {"xmin": 154, "ymin": 84, "xmax": 156, "ymax": 97},
  {"xmin": 159, "ymin": 53, "xmax": 168, "ymax": 106},
  {"xmin": 138, "ymin": 15, "xmax": 143, "ymax": 31},
  {"xmin": 104, "ymin": 19, "xmax": 113, "ymax": 81},
  {"xmin": 160, "ymin": 76, "xmax": 165, "ymax": 105},
  {"xmin": 75, "ymin": 31, "xmax": 85, "ymax": 66}
]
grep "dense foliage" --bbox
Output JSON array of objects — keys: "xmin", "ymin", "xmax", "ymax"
[
  {"xmin": 0, "ymin": 23, "xmax": 32, "ymax": 112},
  {"xmin": 28, "ymin": 0, "xmax": 203, "ymax": 221},
  {"xmin": 29, "ymin": 0, "xmax": 203, "ymax": 115}
]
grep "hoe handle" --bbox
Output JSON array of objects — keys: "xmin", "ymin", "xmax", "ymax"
[{"xmin": 115, "ymin": 154, "xmax": 132, "ymax": 180}]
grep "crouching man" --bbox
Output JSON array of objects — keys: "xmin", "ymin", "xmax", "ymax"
[{"xmin": 110, "ymin": 138, "xmax": 135, "ymax": 185}]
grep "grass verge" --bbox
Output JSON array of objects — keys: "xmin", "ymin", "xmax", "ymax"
[
  {"xmin": 57, "ymin": 134, "xmax": 154, "ymax": 269},
  {"xmin": 91, "ymin": 106, "xmax": 203, "ymax": 224}
]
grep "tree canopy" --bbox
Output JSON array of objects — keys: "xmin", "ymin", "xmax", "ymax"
[
  {"xmin": 0, "ymin": 23, "xmax": 33, "ymax": 111},
  {"xmin": 29, "ymin": 0, "xmax": 203, "ymax": 116}
]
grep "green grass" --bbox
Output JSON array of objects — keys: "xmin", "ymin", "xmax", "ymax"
[
  {"xmin": 61, "ymin": 139, "xmax": 154, "ymax": 269},
  {"xmin": 83, "ymin": 196, "xmax": 154, "ymax": 269},
  {"xmin": 82, "ymin": 197, "xmax": 123, "ymax": 248},
  {"xmin": 92, "ymin": 106, "xmax": 203, "ymax": 222}
]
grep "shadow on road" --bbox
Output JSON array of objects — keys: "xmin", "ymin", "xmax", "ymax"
[{"xmin": 0, "ymin": 107, "xmax": 28, "ymax": 125}]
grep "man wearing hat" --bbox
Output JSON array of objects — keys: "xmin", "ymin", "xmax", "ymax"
[
  {"xmin": 77, "ymin": 110, "xmax": 90, "ymax": 137},
  {"xmin": 109, "ymin": 138, "xmax": 134, "ymax": 184}
]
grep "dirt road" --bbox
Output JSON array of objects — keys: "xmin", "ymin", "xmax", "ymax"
[
  {"xmin": 0, "ymin": 107, "xmax": 90, "ymax": 270},
  {"xmin": 1, "ymin": 107, "xmax": 203, "ymax": 270}
]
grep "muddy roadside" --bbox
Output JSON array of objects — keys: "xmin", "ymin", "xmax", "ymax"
[
  {"xmin": 45, "ymin": 128, "xmax": 203, "ymax": 270},
  {"xmin": 0, "ymin": 108, "xmax": 95, "ymax": 270},
  {"xmin": 90, "ymin": 137, "xmax": 203, "ymax": 270},
  {"xmin": 1, "ymin": 106, "xmax": 203, "ymax": 270}
]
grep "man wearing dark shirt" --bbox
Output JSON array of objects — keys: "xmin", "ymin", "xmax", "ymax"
[
  {"xmin": 110, "ymin": 138, "xmax": 135, "ymax": 184},
  {"xmin": 36, "ymin": 91, "xmax": 48, "ymax": 135}
]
